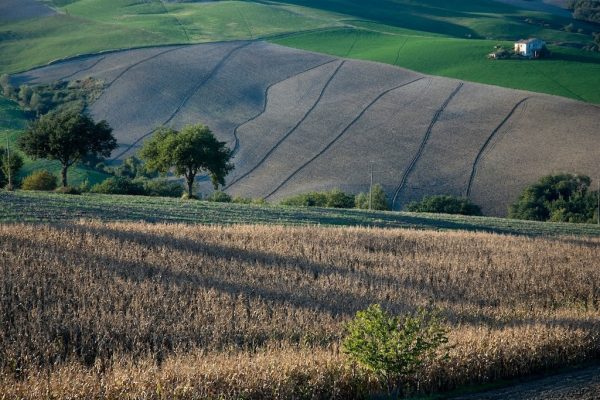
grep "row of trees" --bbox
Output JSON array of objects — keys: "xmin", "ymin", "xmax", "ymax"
[{"xmin": 5, "ymin": 109, "xmax": 233, "ymax": 198}]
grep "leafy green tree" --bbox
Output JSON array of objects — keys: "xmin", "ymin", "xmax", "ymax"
[
  {"xmin": 140, "ymin": 124, "xmax": 233, "ymax": 198},
  {"xmin": 343, "ymin": 304, "xmax": 449, "ymax": 398},
  {"xmin": 0, "ymin": 148, "xmax": 24, "ymax": 189},
  {"xmin": 0, "ymin": 74, "xmax": 14, "ymax": 98},
  {"xmin": 91, "ymin": 176, "xmax": 145, "ymax": 196},
  {"xmin": 509, "ymin": 173, "xmax": 597, "ymax": 223},
  {"xmin": 355, "ymin": 184, "xmax": 390, "ymax": 210},
  {"xmin": 406, "ymin": 195, "xmax": 482, "ymax": 216},
  {"xmin": 19, "ymin": 110, "xmax": 116, "ymax": 188},
  {"xmin": 18, "ymin": 85, "xmax": 33, "ymax": 107}
]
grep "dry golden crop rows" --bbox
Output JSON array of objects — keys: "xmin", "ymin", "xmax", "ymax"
[{"xmin": 1, "ymin": 221, "xmax": 599, "ymax": 398}]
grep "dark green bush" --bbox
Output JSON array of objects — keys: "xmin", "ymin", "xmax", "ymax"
[
  {"xmin": 141, "ymin": 179, "xmax": 183, "ymax": 198},
  {"xmin": 91, "ymin": 176, "xmax": 145, "ymax": 195},
  {"xmin": 206, "ymin": 190, "xmax": 232, "ymax": 203},
  {"xmin": 406, "ymin": 195, "xmax": 482, "ymax": 216},
  {"xmin": 55, "ymin": 186, "xmax": 81, "ymax": 195},
  {"xmin": 21, "ymin": 170, "xmax": 58, "ymax": 191},
  {"xmin": 281, "ymin": 189, "xmax": 354, "ymax": 208},
  {"xmin": 355, "ymin": 184, "xmax": 390, "ymax": 211},
  {"xmin": 509, "ymin": 173, "xmax": 597, "ymax": 223}
]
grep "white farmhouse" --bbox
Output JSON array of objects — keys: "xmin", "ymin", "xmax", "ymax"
[{"xmin": 514, "ymin": 38, "xmax": 546, "ymax": 58}]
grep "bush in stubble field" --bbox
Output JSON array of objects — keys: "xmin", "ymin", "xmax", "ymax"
[{"xmin": 343, "ymin": 304, "xmax": 448, "ymax": 399}]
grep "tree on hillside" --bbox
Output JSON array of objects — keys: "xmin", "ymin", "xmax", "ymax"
[
  {"xmin": 140, "ymin": 124, "xmax": 233, "ymax": 198},
  {"xmin": 0, "ymin": 147, "xmax": 24, "ymax": 190},
  {"xmin": 355, "ymin": 184, "xmax": 390, "ymax": 211},
  {"xmin": 19, "ymin": 110, "xmax": 116, "ymax": 188},
  {"xmin": 509, "ymin": 173, "xmax": 598, "ymax": 223}
]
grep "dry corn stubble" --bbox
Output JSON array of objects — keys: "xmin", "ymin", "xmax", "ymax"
[{"xmin": 1, "ymin": 221, "xmax": 599, "ymax": 398}]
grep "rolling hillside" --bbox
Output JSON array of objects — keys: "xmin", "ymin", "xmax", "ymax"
[{"xmin": 13, "ymin": 42, "xmax": 600, "ymax": 215}]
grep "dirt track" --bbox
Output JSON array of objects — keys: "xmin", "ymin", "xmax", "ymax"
[
  {"xmin": 12, "ymin": 41, "xmax": 600, "ymax": 215},
  {"xmin": 451, "ymin": 364, "xmax": 600, "ymax": 400}
]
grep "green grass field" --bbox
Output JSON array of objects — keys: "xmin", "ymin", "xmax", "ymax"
[{"xmin": 2, "ymin": 190, "xmax": 600, "ymax": 237}]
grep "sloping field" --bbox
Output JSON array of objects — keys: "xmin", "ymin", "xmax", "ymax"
[
  {"xmin": 12, "ymin": 42, "xmax": 600, "ymax": 215},
  {"xmin": 0, "ymin": 0, "xmax": 56, "ymax": 22},
  {"xmin": 1, "ymin": 221, "xmax": 600, "ymax": 398}
]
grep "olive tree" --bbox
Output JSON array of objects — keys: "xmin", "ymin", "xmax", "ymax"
[
  {"xmin": 19, "ymin": 110, "xmax": 116, "ymax": 187},
  {"xmin": 140, "ymin": 124, "xmax": 233, "ymax": 198}
]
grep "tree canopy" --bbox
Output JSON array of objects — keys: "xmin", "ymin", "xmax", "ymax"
[
  {"xmin": 140, "ymin": 124, "xmax": 233, "ymax": 198},
  {"xmin": 0, "ymin": 147, "xmax": 24, "ymax": 190},
  {"xmin": 509, "ymin": 173, "xmax": 598, "ymax": 223},
  {"xmin": 19, "ymin": 110, "xmax": 116, "ymax": 187}
]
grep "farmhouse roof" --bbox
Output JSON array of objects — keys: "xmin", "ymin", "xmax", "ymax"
[{"xmin": 516, "ymin": 38, "xmax": 542, "ymax": 44}]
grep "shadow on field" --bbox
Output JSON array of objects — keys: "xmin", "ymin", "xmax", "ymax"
[{"xmin": 252, "ymin": 0, "xmax": 482, "ymax": 38}]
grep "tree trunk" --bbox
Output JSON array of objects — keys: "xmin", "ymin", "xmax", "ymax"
[
  {"xmin": 186, "ymin": 173, "xmax": 195, "ymax": 198},
  {"xmin": 61, "ymin": 165, "xmax": 68, "ymax": 188}
]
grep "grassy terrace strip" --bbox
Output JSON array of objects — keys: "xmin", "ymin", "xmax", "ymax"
[{"xmin": 1, "ymin": 190, "xmax": 600, "ymax": 237}]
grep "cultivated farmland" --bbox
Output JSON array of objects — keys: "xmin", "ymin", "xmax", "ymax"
[
  {"xmin": 1, "ymin": 221, "xmax": 600, "ymax": 398},
  {"xmin": 12, "ymin": 42, "xmax": 600, "ymax": 215}
]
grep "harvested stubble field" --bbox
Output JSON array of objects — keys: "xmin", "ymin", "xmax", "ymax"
[
  {"xmin": 1, "ymin": 221, "xmax": 600, "ymax": 399},
  {"xmin": 12, "ymin": 42, "xmax": 600, "ymax": 215}
]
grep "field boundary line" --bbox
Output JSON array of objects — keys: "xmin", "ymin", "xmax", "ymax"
[
  {"xmin": 58, "ymin": 56, "xmax": 107, "ymax": 82},
  {"xmin": 225, "ymin": 60, "xmax": 345, "ymax": 189},
  {"xmin": 111, "ymin": 42, "xmax": 252, "ymax": 160},
  {"xmin": 264, "ymin": 76, "xmax": 425, "ymax": 200},
  {"xmin": 228, "ymin": 58, "xmax": 338, "ymax": 160},
  {"xmin": 465, "ymin": 97, "xmax": 529, "ymax": 198},
  {"xmin": 391, "ymin": 82, "xmax": 464, "ymax": 209}
]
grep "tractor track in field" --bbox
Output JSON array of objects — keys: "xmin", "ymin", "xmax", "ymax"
[
  {"xmin": 157, "ymin": 0, "xmax": 191, "ymax": 43},
  {"xmin": 391, "ymin": 82, "xmax": 464, "ymax": 209},
  {"xmin": 228, "ymin": 58, "xmax": 338, "ymax": 159},
  {"xmin": 465, "ymin": 97, "xmax": 529, "ymax": 198},
  {"xmin": 110, "ymin": 42, "xmax": 252, "ymax": 160},
  {"xmin": 225, "ymin": 60, "xmax": 346, "ymax": 189},
  {"xmin": 58, "ymin": 56, "xmax": 107, "ymax": 82},
  {"xmin": 99, "ymin": 46, "xmax": 186, "ymax": 96},
  {"xmin": 393, "ymin": 37, "xmax": 408, "ymax": 66},
  {"xmin": 264, "ymin": 77, "xmax": 425, "ymax": 200}
]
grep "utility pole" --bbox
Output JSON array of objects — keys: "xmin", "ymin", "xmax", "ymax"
[{"xmin": 369, "ymin": 161, "xmax": 374, "ymax": 210}]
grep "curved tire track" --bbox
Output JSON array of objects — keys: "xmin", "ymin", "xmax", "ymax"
[
  {"xmin": 228, "ymin": 58, "xmax": 338, "ymax": 157},
  {"xmin": 110, "ymin": 42, "xmax": 252, "ymax": 160},
  {"xmin": 465, "ymin": 97, "xmax": 529, "ymax": 198},
  {"xmin": 391, "ymin": 82, "xmax": 464, "ymax": 209},
  {"xmin": 100, "ymin": 46, "xmax": 185, "ymax": 95},
  {"xmin": 58, "ymin": 56, "xmax": 107, "ymax": 82},
  {"xmin": 225, "ymin": 60, "xmax": 346, "ymax": 189},
  {"xmin": 264, "ymin": 77, "xmax": 425, "ymax": 200}
]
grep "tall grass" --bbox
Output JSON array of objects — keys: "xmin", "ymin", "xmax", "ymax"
[{"xmin": 1, "ymin": 221, "xmax": 599, "ymax": 398}]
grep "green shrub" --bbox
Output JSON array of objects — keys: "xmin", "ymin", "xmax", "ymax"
[
  {"xmin": 141, "ymin": 179, "xmax": 183, "ymax": 198},
  {"xmin": 343, "ymin": 304, "xmax": 449, "ymax": 398},
  {"xmin": 21, "ymin": 170, "xmax": 58, "ymax": 191},
  {"xmin": 91, "ymin": 176, "xmax": 145, "ymax": 195},
  {"xmin": 206, "ymin": 190, "xmax": 232, "ymax": 202},
  {"xmin": 326, "ymin": 189, "xmax": 355, "ymax": 208},
  {"xmin": 55, "ymin": 186, "xmax": 81, "ymax": 195},
  {"xmin": 509, "ymin": 173, "xmax": 597, "ymax": 223},
  {"xmin": 281, "ymin": 189, "xmax": 354, "ymax": 208},
  {"xmin": 0, "ymin": 149, "xmax": 24, "ymax": 189},
  {"xmin": 406, "ymin": 195, "xmax": 482, "ymax": 216},
  {"xmin": 355, "ymin": 184, "xmax": 390, "ymax": 211}
]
